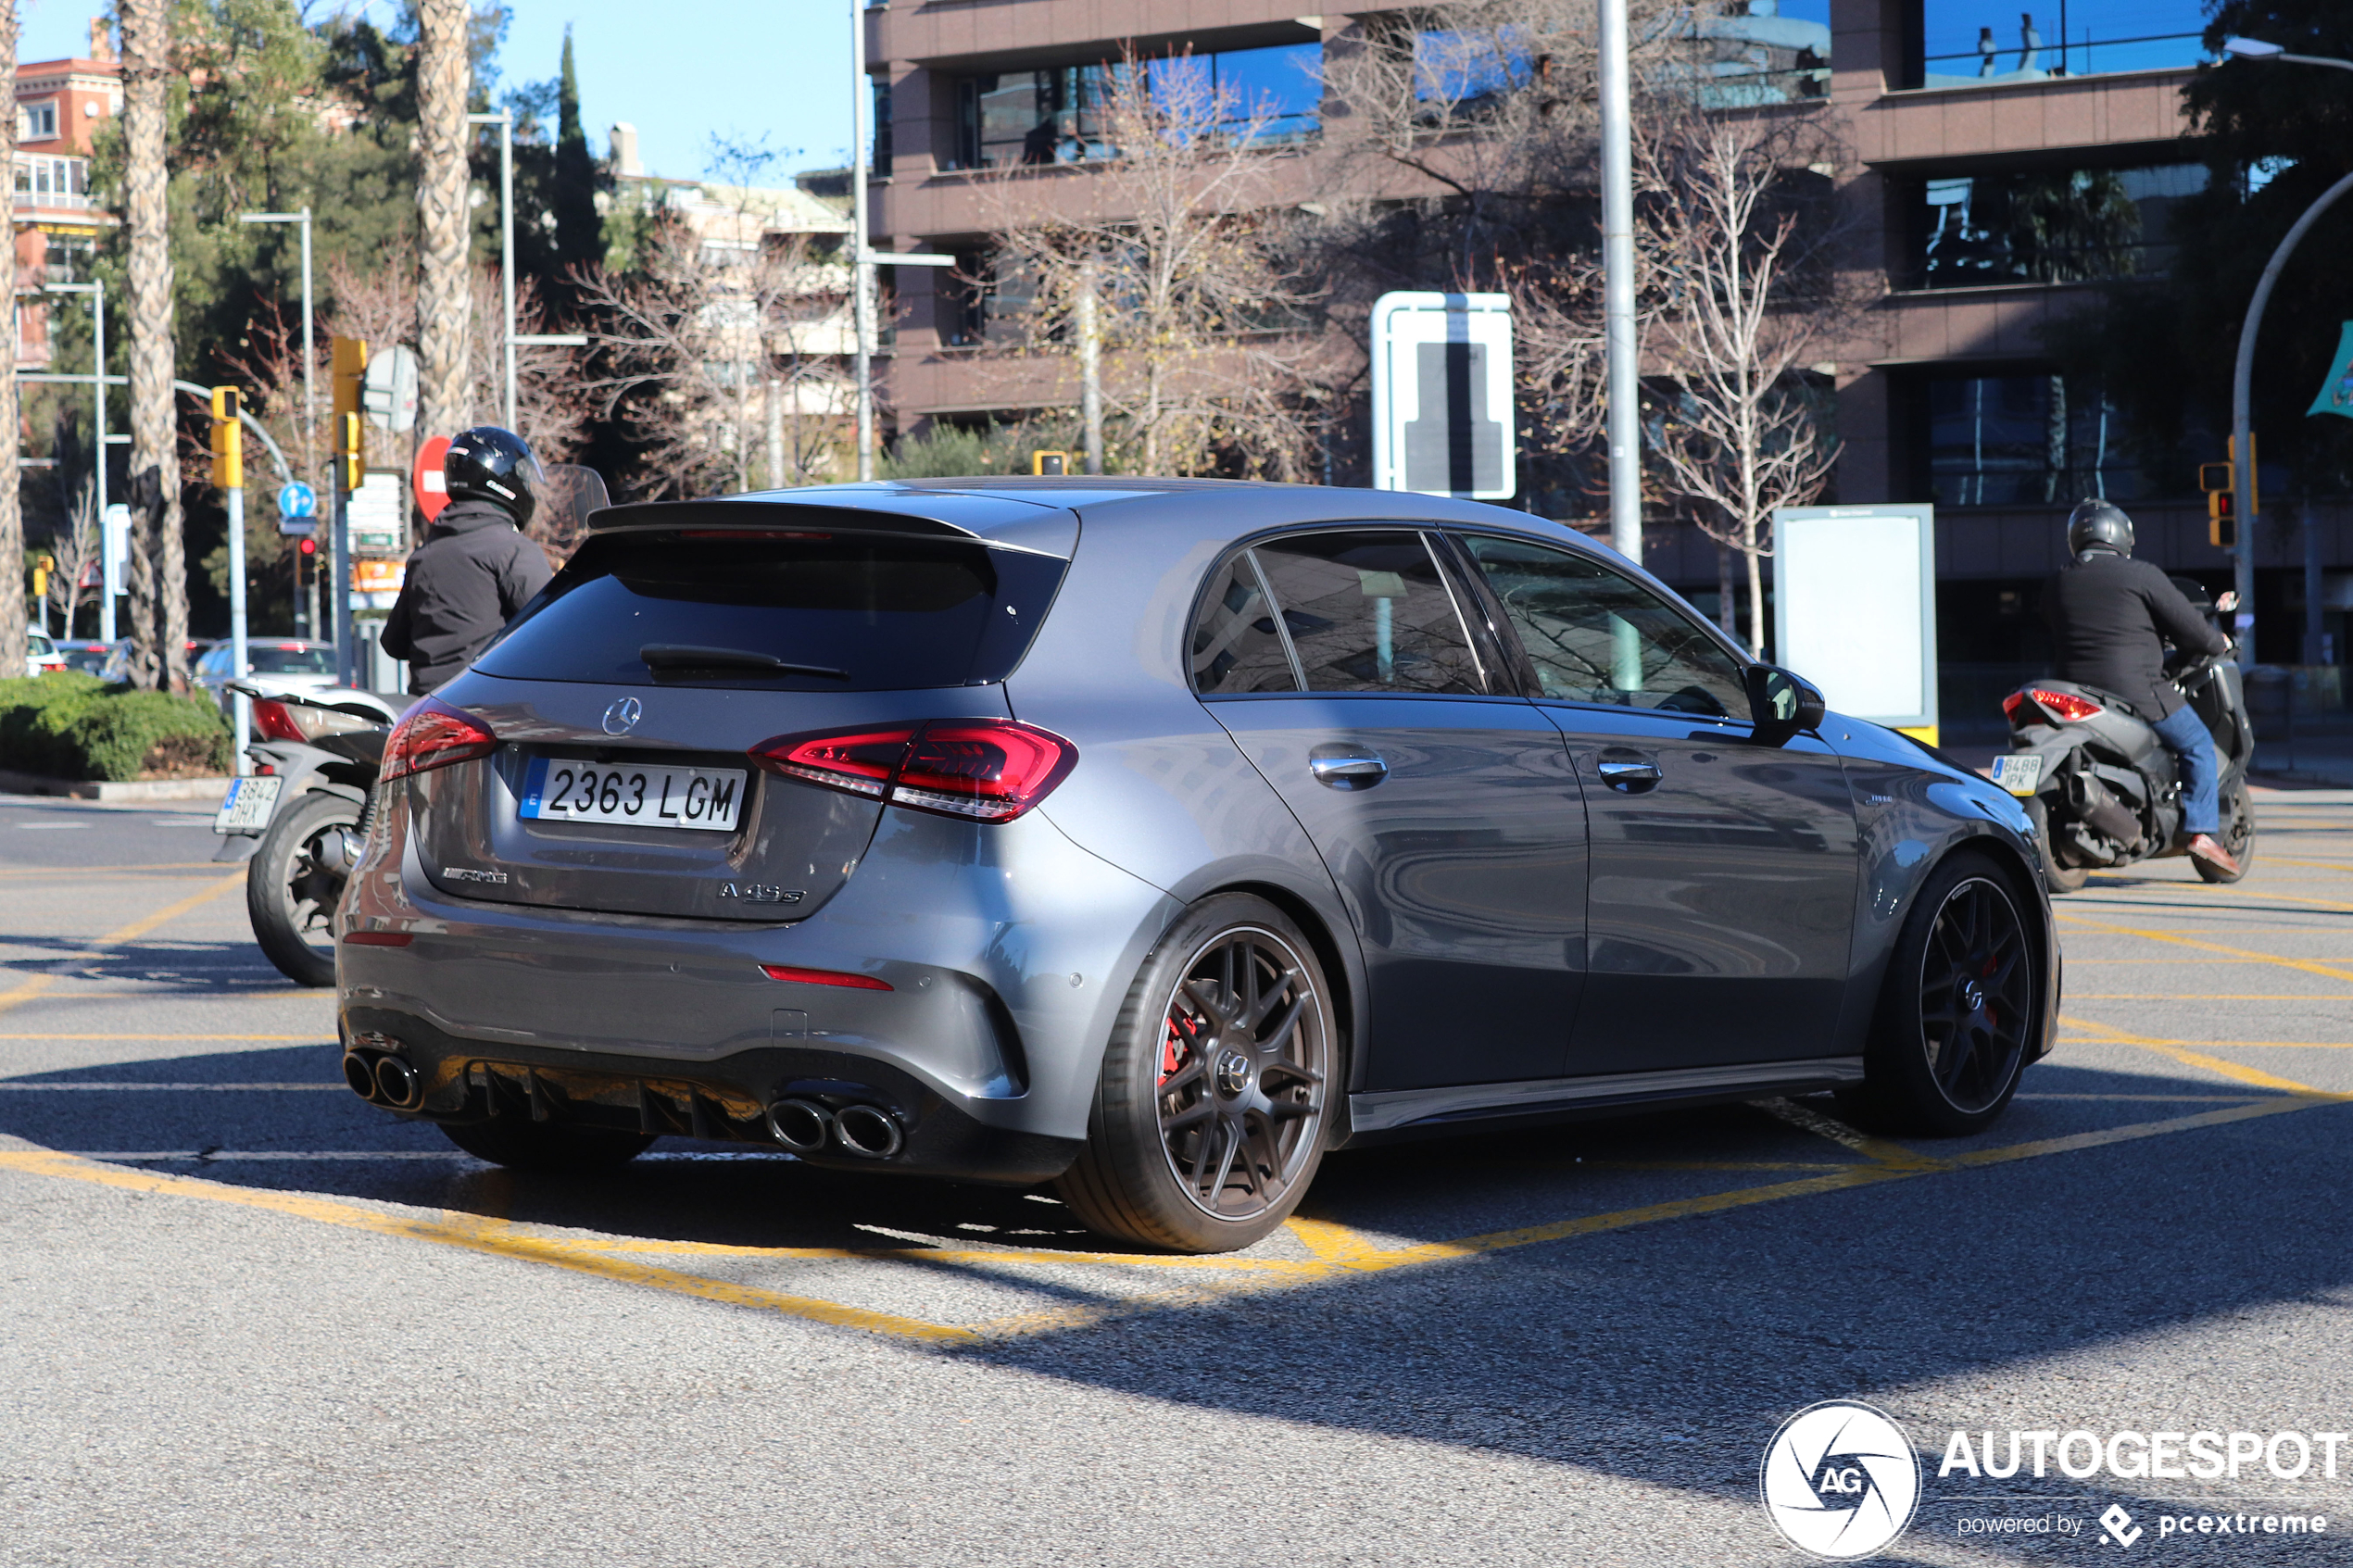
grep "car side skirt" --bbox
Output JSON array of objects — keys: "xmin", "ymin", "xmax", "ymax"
[{"xmin": 1340, "ymin": 1056, "xmax": 1867, "ymax": 1145}]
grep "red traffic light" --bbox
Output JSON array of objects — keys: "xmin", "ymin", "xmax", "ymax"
[{"xmin": 297, "ymin": 537, "xmax": 317, "ymax": 556}]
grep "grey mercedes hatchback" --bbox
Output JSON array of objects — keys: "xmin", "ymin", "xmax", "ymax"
[{"xmin": 337, "ymin": 480, "xmax": 2058, "ymax": 1252}]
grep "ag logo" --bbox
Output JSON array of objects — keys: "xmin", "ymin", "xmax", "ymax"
[
  {"xmin": 1759, "ymin": 1400, "xmax": 1920, "ymax": 1560},
  {"xmin": 601, "ymin": 696, "xmax": 643, "ymax": 735}
]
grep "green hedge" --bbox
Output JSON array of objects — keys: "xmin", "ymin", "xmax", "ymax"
[{"xmin": 0, "ymin": 673, "xmax": 232, "ymax": 782}]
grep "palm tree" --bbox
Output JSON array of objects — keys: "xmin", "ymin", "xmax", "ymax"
[
  {"xmin": 416, "ymin": 0, "xmax": 473, "ymax": 440},
  {"xmin": 0, "ymin": 0, "xmax": 23, "ymax": 681},
  {"xmin": 122, "ymin": 0, "xmax": 184, "ymax": 691}
]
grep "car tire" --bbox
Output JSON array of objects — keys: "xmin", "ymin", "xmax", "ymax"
[
  {"xmin": 247, "ymin": 790, "xmax": 360, "ymax": 988},
  {"xmin": 1841, "ymin": 851, "xmax": 2042, "ymax": 1138},
  {"xmin": 1055, "ymin": 894, "xmax": 1337, "ymax": 1254},
  {"xmin": 2193, "ymin": 780, "xmax": 2256, "ymax": 884},
  {"xmin": 2024, "ymin": 797, "xmax": 2088, "ymax": 894},
  {"xmin": 439, "ymin": 1117, "xmax": 655, "ymax": 1173}
]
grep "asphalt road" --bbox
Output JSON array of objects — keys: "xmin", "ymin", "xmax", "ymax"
[{"xmin": 4, "ymin": 786, "xmax": 2351, "ymax": 1566}]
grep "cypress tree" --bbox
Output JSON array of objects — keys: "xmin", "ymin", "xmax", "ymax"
[{"xmin": 554, "ymin": 28, "xmax": 601, "ymax": 270}]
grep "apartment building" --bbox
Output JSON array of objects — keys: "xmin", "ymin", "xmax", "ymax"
[
  {"xmin": 13, "ymin": 19, "xmax": 121, "ymax": 368},
  {"xmin": 865, "ymin": 1, "xmax": 2344, "ymax": 671}
]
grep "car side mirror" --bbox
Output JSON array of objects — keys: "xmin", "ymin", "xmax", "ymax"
[{"xmin": 1745, "ymin": 664, "xmax": 1825, "ymax": 742}]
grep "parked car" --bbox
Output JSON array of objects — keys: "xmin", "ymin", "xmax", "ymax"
[
  {"xmin": 23, "ymin": 631, "xmax": 66, "ymax": 676},
  {"xmin": 101, "ymin": 638, "xmax": 213, "ymax": 684},
  {"xmin": 51, "ymin": 639, "xmax": 116, "ymax": 676},
  {"xmin": 337, "ymin": 481, "xmax": 2060, "ymax": 1253},
  {"xmin": 194, "ymin": 639, "xmax": 338, "ymax": 709}
]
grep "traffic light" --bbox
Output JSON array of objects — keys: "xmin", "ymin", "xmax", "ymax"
[
  {"xmin": 337, "ymin": 410, "xmax": 363, "ymax": 492},
  {"xmin": 1031, "ymin": 449, "xmax": 1069, "ymax": 476},
  {"xmin": 32, "ymin": 554, "xmax": 53, "ymax": 598},
  {"xmin": 331, "ymin": 336, "xmax": 367, "ymax": 424},
  {"xmin": 208, "ymin": 386, "xmax": 244, "ymax": 489},
  {"xmin": 2198, "ymin": 435, "xmax": 2259, "ymax": 548},
  {"xmin": 297, "ymin": 536, "xmax": 316, "ymax": 558}
]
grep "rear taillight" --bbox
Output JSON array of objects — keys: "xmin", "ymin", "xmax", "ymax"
[
  {"xmin": 253, "ymin": 698, "xmax": 308, "ymax": 743},
  {"xmin": 2016, "ymin": 687, "xmax": 2103, "ymax": 722},
  {"xmin": 749, "ymin": 719, "xmax": 1077, "ymax": 824},
  {"xmin": 382, "ymin": 697, "xmax": 498, "ymax": 781}
]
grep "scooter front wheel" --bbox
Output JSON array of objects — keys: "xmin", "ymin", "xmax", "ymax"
[
  {"xmin": 2025, "ymin": 797, "xmax": 2088, "ymax": 893},
  {"xmin": 2194, "ymin": 780, "xmax": 2256, "ymax": 884}
]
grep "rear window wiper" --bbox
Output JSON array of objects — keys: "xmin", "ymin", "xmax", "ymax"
[{"xmin": 638, "ymin": 644, "xmax": 849, "ymax": 678}]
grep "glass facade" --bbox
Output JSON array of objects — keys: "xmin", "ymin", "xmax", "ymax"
[
  {"xmin": 1914, "ymin": 0, "xmax": 2211, "ymax": 88},
  {"xmin": 953, "ymin": 44, "xmax": 1320, "ymax": 170},
  {"xmin": 1913, "ymin": 163, "xmax": 2204, "ymax": 288},
  {"xmin": 1920, "ymin": 372, "xmax": 2178, "ymax": 508},
  {"xmin": 1686, "ymin": 0, "xmax": 1831, "ymax": 107}
]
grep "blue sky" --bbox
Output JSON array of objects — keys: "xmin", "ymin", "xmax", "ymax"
[{"xmin": 19, "ymin": 0, "xmax": 856, "ymax": 182}]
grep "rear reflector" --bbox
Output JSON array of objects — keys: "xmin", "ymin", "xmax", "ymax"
[
  {"xmin": 749, "ymin": 718, "xmax": 1076, "ymax": 824},
  {"xmin": 343, "ymin": 931, "xmax": 413, "ymax": 947},
  {"xmin": 761, "ymin": 963, "xmax": 892, "ymax": 991},
  {"xmin": 382, "ymin": 697, "xmax": 498, "ymax": 781}
]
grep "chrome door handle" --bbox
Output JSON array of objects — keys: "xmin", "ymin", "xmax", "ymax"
[
  {"xmin": 1310, "ymin": 755, "xmax": 1390, "ymax": 789},
  {"xmin": 1598, "ymin": 759, "xmax": 1662, "ymax": 787}
]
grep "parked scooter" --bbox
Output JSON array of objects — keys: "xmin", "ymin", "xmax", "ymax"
[
  {"xmin": 1993, "ymin": 578, "xmax": 2257, "ymax": 893},
  {"xmin": 213, "ymin": 684, "xmax": 401, "ymax": 985}
]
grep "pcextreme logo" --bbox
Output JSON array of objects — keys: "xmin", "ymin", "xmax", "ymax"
[{"xmin": 1760, "ymin": 1400, "xmax": 1923, "ymax": 1560}]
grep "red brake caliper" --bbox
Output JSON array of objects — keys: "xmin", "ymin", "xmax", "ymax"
[{"xmin": 1160, "ymin": 1014, "xmax": 1195, "ymax": 1087}]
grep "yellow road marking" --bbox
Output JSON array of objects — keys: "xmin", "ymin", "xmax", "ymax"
[
  {"xmin": 1284, "ymin": 1214, "xmax": 1385, "ymax": 1264},
  {"xmin": 0, "ymin": 871, "xmax": 246, "ymax": 1018},
  {"xmin": 2052, "ymin": 910, "xmax": 2353, "ymax": 986},
  {"xmin": 2069, "ymin": 995, "xmax": 2353, "ymax": 1001},
  {"xmin": 0, "ymin": 862, "xmax": 223, "ymax": 878},
  {"xmin": 0, "ymin": 1034, "xmax": 322, "ymax": 1041},
  {"xmin": 2059, "ymin": 1015, "xmax": 2343, "ymax": 1095},
  {"xmin": 1754, "ymin": 1096, "xmax": 1941, "ymax": 1169},
  {"xmin": 0, "ymin": 1148, "xmax": 977, "ymax": 1344}
]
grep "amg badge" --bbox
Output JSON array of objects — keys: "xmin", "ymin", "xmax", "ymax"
[
  {"xmin": 442, "ymin": 867, "xmax": 510, "ymax": 884},
  {"xmin": 719, "ymin": 883, "xmax": 803, "ymax": 905}
]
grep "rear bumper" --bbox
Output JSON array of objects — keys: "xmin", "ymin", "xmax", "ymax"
[{"xmin": 343, "ymin": 1008, "xmax": 1082, "ymax": 1184}]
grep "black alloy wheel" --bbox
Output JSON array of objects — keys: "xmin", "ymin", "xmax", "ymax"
[
  {"xmin": 246, "ymin": 790, "xmax": 362, "ymax": 987},
  {"xmin": 1057, "ymin": 894, "xmax": 1334, "ymax": 1252},
  {"xmin": 1842, "ymin": 854, "xmax": 2039, "ymax": 1136}
]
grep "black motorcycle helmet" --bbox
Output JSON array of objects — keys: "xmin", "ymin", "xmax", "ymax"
[
  {"xmin": 444, "ymin": 425, "xmax": 542, "ymax": 527},
  {"xmin": 2066, "ymin": 497, "xmax": 2134, "ymax": 558}
]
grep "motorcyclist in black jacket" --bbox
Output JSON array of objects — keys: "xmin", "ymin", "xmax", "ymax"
[
  {"xmin": 2042, "ymin": 498, "xmax": 2240, "ymax": 877},
  {"xmin": 381, "ymin": 426, "xmax": 552, "ymax": 695}
]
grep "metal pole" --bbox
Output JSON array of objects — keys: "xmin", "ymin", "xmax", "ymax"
[
  {"xmin": 300, "ymin": 208, "xmax": 314, "ymax": 473},
  {"xmin": 1599, "ymin": 0, "xmax": 1641, "ymax": 569},
  {"xmin": 1076, "ymin": 260, "xmax": 1103, "ymax": 475},
  {"xmin": 502, "ymin": 112, "xmax": 517, "ymax": 430},
  {"xmin": 227, "ymin": 479, "xmax": 248, "ymax": 771},
  {"xmin": 2230, "ymin": 164, "xmax": 2353, "ymax": 665},
  {"xmin": 92, "ymin": 283, "xmax": 110, "ymax": 644},
  {"xmin": 851, "ymin": 0, "xmax": 875, "ymax": 481}
]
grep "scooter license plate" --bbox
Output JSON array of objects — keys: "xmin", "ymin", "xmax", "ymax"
[
  {"xmin": 213, "ymin": 775, "xmax": 283, "ymax": 834},
  {"xmin": 1992, "ymin": 754, "xmax": 2045, "ymax": 797}
]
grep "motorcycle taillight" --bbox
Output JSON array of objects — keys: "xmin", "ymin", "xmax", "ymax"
[{"xmin": 2026, "ymin": 688, "xmax": 2104, "ymax": 722}]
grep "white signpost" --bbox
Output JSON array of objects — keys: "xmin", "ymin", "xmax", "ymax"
[
  {"xmin": 1369, "ymin": 292, "xmax": 1516, "ymax": 500},
  {"xmin": 1772, "ymin": 504, "xmax": 1940, "ymax": 744}
]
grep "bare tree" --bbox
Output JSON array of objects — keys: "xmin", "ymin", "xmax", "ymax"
[
  {"xmin": 574, "ymin": 187, "xmax": 849, "ymax": 498},
  {"xmin": 121, "ymin": 0, "xmax": 184, "ymax": 691},
  {"xmin": 0, "ymin": 0, "xmax": 20, "ymax": 678},
  {"xmin": 1642, "ymin": 108, "xmax": 1852, "ymax": 655},
  {"xmin": 44, "ymin": 482, "xmax": 99, "ymax": 638},
  {"xmin": 975, "ymin": 51, "xmax": 1327, "ymax": 479},
  {"xmin": 415, "ymin": 0, "xmax": 472, "ymax": 440}
]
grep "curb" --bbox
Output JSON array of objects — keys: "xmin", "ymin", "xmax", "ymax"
[{"xmin": 0, "ymin": 768, "xmax": 233, "ymax": 803}]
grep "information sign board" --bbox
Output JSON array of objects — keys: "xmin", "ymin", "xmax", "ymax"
[
  {"xmin": 1369, "ymin": 292, "xmax": 1516, "ymax": 500},
  {"xmin": 1771, "ymin": 504, "xmax": 1939, "ymax": 739}
]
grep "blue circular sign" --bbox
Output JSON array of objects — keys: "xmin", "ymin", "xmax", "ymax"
[{"xmin": 277, "ymin": 481, "xmax": 318, "ymax": 519}]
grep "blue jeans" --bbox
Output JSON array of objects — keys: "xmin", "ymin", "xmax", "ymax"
[{"xmin": 2152, "ymin": 702, "xmax": 2221, "ymax": 835}]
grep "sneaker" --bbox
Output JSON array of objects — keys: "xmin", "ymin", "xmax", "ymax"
[{"xmin": 2187, "ymin": 834, "xmax": 2241, "ymax": 878}]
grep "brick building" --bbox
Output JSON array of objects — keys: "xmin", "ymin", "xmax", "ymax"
[
  {"xmin": 862, "ymin": 1, "xmax": 2345, "ymax": 679},
  {"xmin": 13, "ymin": 19, "xmax": 121, "ymax": 368}
]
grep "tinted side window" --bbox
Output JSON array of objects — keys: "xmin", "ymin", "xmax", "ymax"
[
  {"xmin": 1250, "ymin": 531, "xmax": 1485, "ymax": 696},
  {"xmin": 1462, "ymin": 533, "xmax": 1747, "ymax": 717},
  {"xmin": 1189, "ymin": 553, "xmax": 1300, "ymax": 694}
]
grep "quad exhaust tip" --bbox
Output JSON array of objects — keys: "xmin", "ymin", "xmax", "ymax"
[
  {"xmin": 764, "ymin": 1098, "xmax": 833, "ymax": 1154},
  {"xmin": 831, "ymin": 1102, "xmax": 905, "ymax": 1160},
  {"xmin": 344, "ymin": 1048, "xmax": 423, "ymax": 1110}
]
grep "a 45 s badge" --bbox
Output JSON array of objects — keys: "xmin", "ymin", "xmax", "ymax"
[{"xmin": 1759, "ymin": 1400, "xmax": 1921, "ymax": 1560}]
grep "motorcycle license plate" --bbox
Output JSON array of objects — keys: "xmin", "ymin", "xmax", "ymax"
[
  {"xmin": 520, "ymin": 757, "xmax": 746, "ymax": 833},
  {"xmin": 1992, "ymin": 754, "xmax": 2045, "ymax": 797},
  {"xmin": 213, "ymin": 775, "xmax": 283, "ymax": 834}
]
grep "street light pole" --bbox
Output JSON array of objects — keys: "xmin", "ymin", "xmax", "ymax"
[
  {"xmin": 850, "ymin": 1, "xmax": 875, "ymax": 481},
  {"xmin": 238, "ymin": 209, "xmax": 314, "ymax": 474},
  {"xmin": 466, "ymin": 110, "xmax": 519, "ymax": 429},
  {"xmin": 2221, "ymin": 40, "xmax": 2353, "ymax": 663},
  {"xmin": 1598, "ymin": 0, "xmax": 1642, "ymax": 574}
]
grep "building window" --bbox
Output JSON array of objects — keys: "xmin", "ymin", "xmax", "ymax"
[
  {"xmin": 1912, "ymin": 163, "xmax": 2205, "ymax": 288},
  {"xmin": 18, "ymin": 100, "xmax": 58, "ymax": 141},
  {"xmin": 1910, "ymin": 0, "xmax": 2211, "ymax": 89},
  {"xmin": 12, "ymin": 154, "xmax": 90, "ymax": 207},
  {"xmin": 871, "ymin": 79, "xmax": 891, "ymax": 179},
  {"xmin": 1683, "ymin": 0, "xmax": 1831, "ymax": 107},
  {"xmin": 951, "ymin": 43, "xmax": 1320, "ymax": 169},
  {"xmin": 1918, "ymin": 371, "xmax": 2181, "ymax": 508}
]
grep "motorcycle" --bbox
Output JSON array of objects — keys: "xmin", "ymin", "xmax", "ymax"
[
  {"xmin": 1992, "ymin": 578, "xmax": 2257, "ymax": 894},
  {"xmin": 212, "ymin": 463, "xmax": 615, "ymax": 985}
]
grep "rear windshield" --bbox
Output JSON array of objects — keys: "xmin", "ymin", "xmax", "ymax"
[
  {"xmin": 473, "ymin": 530, "xmax": 1066, "ymax": 692},
  {"xmin": 249, "ymin": 646, "xmax": 334, "ymax": 675}
]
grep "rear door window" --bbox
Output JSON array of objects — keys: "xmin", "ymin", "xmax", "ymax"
[{"xmin": 474, "ymin": 531, "xmax": 1066, "ymax": 691}]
